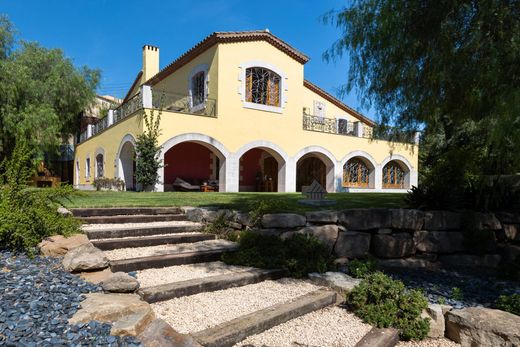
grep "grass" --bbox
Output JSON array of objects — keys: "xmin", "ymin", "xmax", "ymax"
[{"xmin": 62, "ymin": 191, "xmax": 407, "ymax": 212}]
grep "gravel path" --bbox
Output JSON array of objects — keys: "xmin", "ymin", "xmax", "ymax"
[
  {"xmin": 137, "ymin": 261, "xmax": 256, "ymax": 287},
  {"xmin": 151, "ymin": 278, "xmax": 322, "ymax": 334},
  {"xmin": 235, "ymin": 306, "xmax": 372, "ymax": 347},
  {"xmin": 81, "ymin": 220, "xmax": 202, "ymax": 231},
  {"xmin": 0, "ymin": 251, "xmax": 141, "ymax": 346},
  {"xmin": 104, "ymin": 239, "xmax": 237, "ymax": 260},
  {"xmin": 397, "ymin": 338, "xmax": 460, "ymax": 347},
  {"xmin": 93, "ymin": 232, "xmax": 206, "ymax": 241}
]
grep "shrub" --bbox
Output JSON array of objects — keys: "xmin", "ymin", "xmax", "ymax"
[
  {"xmin": 496, "ymin": 294, "xmax": 520, "ymax": 316},
  {"xmin": 247, "ymin": 199, "xmax": 289, "ymax": 226},
  {"xmin": 0, "ymin": 141, "xmax": 80, "ymax": 254},
  {"xmin": 135, "ymin": 109, "xmax": 162, "ymax": 191},
  {"xmin": 222, "ymin": 231, "xmax": 333, "ymax": 278},
  {"xmin": 347, "ymin": 272, "xmax": 430, "ymax": 340},
  {"xmin": 348, "ymin": 258, "xmax": 378, "ymax": 278},
  {"xmin": 205, "ymin": 212, "xmax": 236, "ymax": 239}
]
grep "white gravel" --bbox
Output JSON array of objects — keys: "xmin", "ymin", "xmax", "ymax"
[
  {"xmin": 137, "ymin": 261, "xmax": 256, "ymax": 287},
  {"xmin": 81, "ymin": 220, "xmax": 202, "ymax": 231},
  {"xmin": 151, "ymin": 278, "xmax": 322, "ymax": 334},
  {"xmin": 104, "ymin": 239, "xmax": 237, "ymax": 260},
  {"xmin": 397, "ymin": 338, "xmax": 460, "ymax": 347},
  {"xmin": 235, "ymin": 306, "xmax": 372, "ymax": 347}
]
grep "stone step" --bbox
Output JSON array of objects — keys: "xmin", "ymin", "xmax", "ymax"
[
  {"xmin": 139, "ymin": 269, "xmax": 287, "ymax": 303},
  {"xmin": 70, "ymin": 207, "xmax": 183, "ymax": 217},
  {"xmin": 80, "ymin": 214, "xmax": 187, "ymax": 224},
  {"xmin": 91, "ymin": 233, "xmax": 216, "ymax": 251},
  {"xmin": 86, "ymin": 223, "xmax": 204, "ymax": 240},
  {"xmin": 192, "ymin": 289, "xmax": 337, "ymax": 347},
  {"xmin": 110, "ymin": 247, "xmax": 237, "ymax": 272}
]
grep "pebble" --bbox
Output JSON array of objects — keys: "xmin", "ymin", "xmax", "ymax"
[{"xmin": 0, "ymin": 251, "xmax": 142, "ymax": 346}]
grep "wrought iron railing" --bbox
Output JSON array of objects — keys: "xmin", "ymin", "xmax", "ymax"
[
  {"xmin": 114, "ymin": 93, "xmax": 143, "ymax": 123},
  {"xmin": 92, "ymin": 117, "xmax": 109, "ymax": 136},
  {"xmin": 151, "ymin": 90, "xmax": 216, "ymax": 117},
  {"xmin": 303, "ymin": 113, "xmax": 365, "ymax": 138}
]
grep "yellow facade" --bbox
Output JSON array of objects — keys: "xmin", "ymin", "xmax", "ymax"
[{"xmin": 75, "ymin": 31, "xmax": 418, "ymax": 192}]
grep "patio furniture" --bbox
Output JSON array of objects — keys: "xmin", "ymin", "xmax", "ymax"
[{"xmin": 173, "ymin": 177, "xmax": 200, "ymax": 191}]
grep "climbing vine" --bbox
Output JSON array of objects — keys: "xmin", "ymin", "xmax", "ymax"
[{"xmin": 135, "ymin": 109, "xmax": 163, "ymax": 191}]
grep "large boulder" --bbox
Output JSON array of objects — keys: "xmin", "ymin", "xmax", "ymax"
[
  {"xmin": 390, "ymin": 209, "xmax": 425, "ymax": 230},
  {"xmin": 139, "ymin": 318, "xmax": 202, "ymax": 347},
  {"xmin": 420, "ymin": 304, "xmax": 445, "ymax": 338},
  {"xmin": 305, "ymin": 210, "xmax": 338, "ymax": 224},
  {"xmin": 235, "ymin": 212, "xmax": 253, "ymax": 227},
  {"xmin": 424, "ymin": 211, "xmax": 462, "ymax": 230},
  {"xmin": 496, "ymin": 212, "xmax": 520, "ymax": 224},
  {"xmin": 308, "ymin": 271, "xmax": 360, "ymax": 294},
  {"xmin": 57, "ymin": 206, "xmax": 73, "ymax": 217},
  {"xmin": 80, "ymin": 268, "xmax": 114, "ymax": 284},
  {"xmin": 261, "ymin": 213, "xmax": 306, "ymax": 229},
  {"xmin": 439, "ymin": 254, "xmax": 502, "ymax": 269},
  {"xmin": 69, "ymin": 293, "xmax": 155, "ymax": 336},
  {"xmin": 472, "ymin": 213, "xmax": 502, "ymax": 230},
  {"xmin": 378, "ymin": 258, "xmax": 441, "ymax": 270},
  {"xmin": 502, "ymin": 244, "xmax": 520, "ymax": 263},
  {"xmin": 334, "ymin": 231, "xmax": 371, "ymax": 258},
  {"xmin": 293, "ymin": 225, "xmax": 339, "ymax": 252},
  {"xmin": 101, "ymin": 272, "xmax": 140, "ymax": 293},
  {"xmin": 372, "ymin": 233, "xmax": 415, "ymax": 258},
  {"xmin": 414, "ymin": 230, "xmax": 465, "ymax": 253},
  {"xmin": 62, "ymin": 243, "xmax": 109, "ymax": 272},
  {"xmin": 339, "ymin": 209, "xmax": 391, "ymax": 231},
  {"xmin": 497, "ymin": 224, "xmax": 520, "ymax": 242},
  {"xmin": 185, "ymin": 207, "xmax": 233, "ymax": 223},
  {"xmin": 446, "ymin": 307, "xmax": 520, "ymax": 346},
  {"xmin": 38, "ymin": 234, "xmax": 90, "ymax": 257}
]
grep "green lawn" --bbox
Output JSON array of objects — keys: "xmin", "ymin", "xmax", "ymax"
[{"xmin": 62, "ymin": 191, "xmax": 407, "ymax": 212}]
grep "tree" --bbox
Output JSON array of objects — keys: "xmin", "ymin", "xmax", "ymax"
[
  {"xmin": 325, "ymin": 1, "xmax": 520, "ymax": 209},
  {"xmin": 0, "ymin": 15, "xmax": 100, "ymax": 162},
  {"xmin": 135, "ymin": 110, "xmax": 163, "ymax": 191}
]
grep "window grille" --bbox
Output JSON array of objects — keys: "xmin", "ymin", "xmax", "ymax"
[
  {"xmin": 383, "ymin": 161, "xmax": 405, "ymax": 188},
  {"xmin": 191, "ymin": 71, "xmax": 205, "ymax": 107},
  {"xmin": 245, "ymin": 67, "xmax": 281, "ymax": 107},
  {"xmin": 343, "ymin": 158, "xmax": 370, "ymax": 187}
]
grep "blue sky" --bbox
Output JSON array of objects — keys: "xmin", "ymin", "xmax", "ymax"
[{"xmin": 1, "ymin": 0, "xmax": 376, "ymax": 120}]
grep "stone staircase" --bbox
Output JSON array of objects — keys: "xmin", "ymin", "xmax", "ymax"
[{"xmin": 72, "ymin": 207, "xmax": 339, "ymax": 346}]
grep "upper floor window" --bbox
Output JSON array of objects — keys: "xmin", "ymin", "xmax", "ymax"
[
  {"xmin": 191, "ymin": 71, "xmax": 205, "ymax": 107},
  {"xmin": 245, "ymin": 67, "xmax": 281, "ymax": 107}
]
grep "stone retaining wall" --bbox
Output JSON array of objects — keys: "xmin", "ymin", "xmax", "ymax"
[{"xmin": 184, "ymin": 207, "xmax": 520, "ymax": 272}]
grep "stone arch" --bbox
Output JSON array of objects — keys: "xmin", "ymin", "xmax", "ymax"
[
  {"xmin": 294, "ymin": 146, "xmax": 337, "ymax": 192},
  {"xmin": 380, "ymin": 155, "xmax": 414, "ymax": 189},
  {"xmin": 157, "ymin": 133, "xmax": 230, "ymax": 192},
  {"xmin": 116, "ymin": 134, "xmax": 137, "ymax": 190},
  {"xmin": 94, "ymin": 147, "xmax": 105, "ymax": 178}
]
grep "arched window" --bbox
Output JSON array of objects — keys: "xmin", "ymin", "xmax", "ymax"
[
  {"xmin": 191, "ymin": 71, "xmax": 205, "ymax": 107},
  {"xmin": 245, "ymin": 67, "xmax": 281, "ymax": 107},
  {"xmin": 383, "ymin": 161, "xmax": 405, "ymax": 188},
  {"xmin": 96, "ymin": 154, "xmax": 104, "ymax": 178},
  {"xmin": 343, "ymin": 158, "xmax": 370, "ymax": 187}
]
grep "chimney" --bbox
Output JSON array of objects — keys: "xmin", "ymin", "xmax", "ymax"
[{"xmin": 142, "ymin": 45, "xmax": 159, "ymax": 82}]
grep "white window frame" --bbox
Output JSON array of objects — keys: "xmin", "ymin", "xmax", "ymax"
[
  {"xmin": 188, "ymin": 64, "xmax": 209, "ymax": 112},
  {"xmin": 85, "ymin": 155, "xmax": 91, "ymax": 181},
  {"xmin": 238, "ymin": 60, "xmax": 287, "ymax": 114}
]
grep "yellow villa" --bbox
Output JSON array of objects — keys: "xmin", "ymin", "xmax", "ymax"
[{"xmin": 74, "ymin": 30, "xmax": 418, "ymax": 193}]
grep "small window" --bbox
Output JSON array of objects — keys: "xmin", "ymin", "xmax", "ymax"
[
  {"xmin": 245, "ymin": 67, "xmax": 281, "ymax": 107},
  {"xmin": 96, "ymin": 154, "xmax": 104, "ymax": 178},
  {"xmin": 85, "ymin": 157, "xmax": 91, "ymax": 180},
  {"xmin": 337, "ymin": 118, "xmax": 354, "ymax": 135},
  {"xmin": 343, "ymin": 158, "xmax": 370, "ymax": 187},
  {"xmin": 191, "ymin": 71, "xmax": 205, "ymax": 107},
  {"xmin": 383, "ymin": 161, "xmax": 405, "ymax": 188}
]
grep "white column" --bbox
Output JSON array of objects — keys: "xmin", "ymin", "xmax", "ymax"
[
  {"xmin": 334, "ymin": 161, "xmax": 343, "ymax": 192},
  {"xmin": 225, "ymin": 154, "xmax": 239, "ymax": 192},
  {"xmin": 87, "ymin": 124, "xmax": 93, "ymax": 138},
  {"xmin": 414, "ymin": 132, "xmax": 421, "ymax": 145},
  {"xmin": 374, "ymin": 164, "xmax": 383, "ymax": 190},
  {"xmin": 142, "ymin": 85, "xmax": 153, "ymax": 108},
  {"xmin": 409, "ymin": 169, "xmax": 419, "ymax": 188},
  {"xmin": 355, "ymin": 122, "xmax": 364, "ymax": 137},
  {"xmin": 108, "ymin": 109, "xmax": 114, "ymax": 126},
  {"xmin": 283, "ymin": 158, "xmax": 296, "ymax": 193}
]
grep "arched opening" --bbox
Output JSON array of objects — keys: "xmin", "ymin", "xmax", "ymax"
[
  {"xmin": 343, "ymin": 157, "xmax": 375, "ymax": 189},
  {"xmin": 119, "ymin": 142, "xmax": 136, "ymax": 191},
  {"xmin": 95, "ymin": 153, "xmax": 104, "ymax": 178},
  {"xmin": 239, "ymin": 148, "xmax": 285, "ymax": 192},
  {"xmin": 163, "ymin": 141, "xmax": 224, "ymax": 192},
  {"xmin": 296, "ymin": 153, "xmax": 335, "ymax": 192},
  {"xmin": 382, "ymin": 160, "xmax": 410, "ymax": 189}
]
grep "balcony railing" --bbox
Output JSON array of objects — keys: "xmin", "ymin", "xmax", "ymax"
[
  {"xmin": 303, "ymin": 113, "xmax": 368, "ymax": 138},
  {"xmin": 78, "ymin": 85, "xmax": 217, "ymax": 143}
]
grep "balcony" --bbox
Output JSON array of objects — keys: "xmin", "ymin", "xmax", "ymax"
[
  {"xmin": 302, "ymin": 113, "xmax": 372, "ymax": 139},
  {"xmin": 78, "ymin": 86, "xmax": 216, "ymax": 143}
]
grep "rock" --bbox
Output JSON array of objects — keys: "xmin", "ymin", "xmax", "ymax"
[
  {"xmin": 496, "ymin": 212, "xmax": 520, "ymax": 224},
  {"xmin": 439, "ymin": 254, "xmax": 502, "ymax": 268},
  {"xmin": 339, "ymin": 209, "xmax": 391, "ymax": 231},
  {"xmin": 252, "ymin": 228, "xmax": 282, "ymax": 237},
  {"xmin": 305, "ymin": 210, "xmax": 338, "ymax": 224},
  {"xmin": 377, "ymin": 258, "xmax": 440, "ymax": 270},
  {"xmin": 38, "ymin": 234, "xmax": 90, "ymax": 257},
  {"xmin": 111, "ymin": 307, "xmax": 155, "ymax": 336},
  {"xmin": 139, "ymin": 318, "xmax": 202, "ymax": 347},
  {"xmin": 308, "ymin": 271, "xmax": 360, "ymax": 293},
  {"xmin": 293, "ymin": 225, "xmax": 339, "ymax": 252},
  {"xmin": 334, "ymin": 231, "xmax": 371, "ymax": 258},
  {"xmin": 62, "ymin": 243, "xmax": 109, "ymax": 272},
  {"xmin": 69, "ymin": 293, "xmax": 154, "ymax": 337},
  {"xmin": 333, "ymin": 257, "xmax": 349, "ymax": 272},
  {"xmin": 80, "ymin": 268, "xmax": 114, "ymax": 284},
  {"xmin": 377, "ymin": 228, "xmax": 393, "ymax": 234},
  {"xmin": 355, "ymin": 328, "xmax": 399, "ymax": 347},
  {"xmin": 472, "ymin": 213, "xmax": 502, "ymax": 230},
  {"xmin": 414, "ymin": 230, "xmax": 465, "ymax": 253},
  {"xmin": 497, "ymin": 224, "xmax": 520, "ymax": 241},
  {"xmin": 420, "ymin": 304, "xmax": 445, "ymax": 338},
  {"xmin": 57, "ymin": 206, "xmax": 73, "ymax": 217},
  {"xmin": 261, "ymin": 213, "xmax": 306, "ymax": 229},
  {"xmin": 372, "ymin": 233, "xmax": 415, "ymax": 258},
  {"xmin": 502, "ymin": 244, "xmax": 520, "ymax": 263},
  {"xmin": 424, "ymin": 211, "xmax": 461, "ymax": 230},
  {"xmin": 228, "ymin": 221, "xmax": 243, "ymax": 230},
  {"xmin": 446, "ymin": 307, "xmax": 520, "ymax": 346},
  {"xmin": 185, "ymin": 207, "xmax": 233, "ymax": 223},
  {"xmin": 235, "ymin": 212, "xmax": 253, "ymax": 227},
  {"xmin": 390, "ymin": 209, "xmax": 425, "ymax": 230},
  {"xmin": 101, "ymin": 272, "xmax": 140, "ymax": 293}
]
